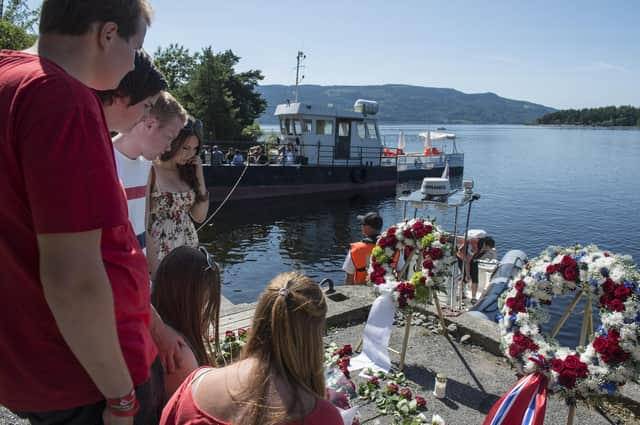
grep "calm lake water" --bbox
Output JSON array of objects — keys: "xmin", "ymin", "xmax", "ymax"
[{"xmin": 201, "ymin": 124, "xmax": 640, "ymax": 344}]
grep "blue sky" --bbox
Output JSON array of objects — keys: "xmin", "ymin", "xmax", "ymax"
[{"xmin": 30, "ymin": 1, "xmax": 639, "ymax": 109}]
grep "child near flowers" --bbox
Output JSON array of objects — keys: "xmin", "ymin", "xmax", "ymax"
[
  {"xmin": 151, "ymin": 246, "xmax": 222, "ymax": 398},
  {"xmin": 160, "ymin": 272, "xmax": 342, "ymax": 425}
]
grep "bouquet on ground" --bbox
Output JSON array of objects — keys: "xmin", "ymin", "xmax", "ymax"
[
  {"xmin": 325, "ymin": 343, "xmax": 360, "ymax": 425},
  {"xmin": 358, "ymin": 369, "xmax": 429, "ymax": 424},
  {"xmin": 216, "ymin": 328, "xmax": 248, "ymax": 365}
]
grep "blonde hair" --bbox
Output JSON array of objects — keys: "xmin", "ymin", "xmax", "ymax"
[
  {"xmin": 239, "ymin": 272, "xmax": 327, "ymax": 425},
  {"xmin": 150, "ymin": 91, "xmax": 187, "ymax": 127}
]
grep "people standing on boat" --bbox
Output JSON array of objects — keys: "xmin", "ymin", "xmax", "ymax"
[
  {"xmin": 98, "ymin": 50, "xmax": 167, "ymax": 134},
  {"xmin": 232, "ymin": 149, "xmax": 245, "ymax": 166},
  {"xmin": 210, "ymin": 145, "xmax": 224, "ymax": 166},
  {"xmin": 343, "ymin": 212, "xmax": 384, "ymax": 285},
  {"xmin": 225, "ymin": 147, "xmax": 235, "ymax": 163},
  {"xmin": 0, "ymin": 1, "xmax": 167, "ymax": 423},
  {"xmin": 151, "ymin": 246, "xmax": 221, "ymax": 399},
  {"xmin": 147, "ymin": 118, "xmax": 210, "ymax": 278},
  {"xmin": 456, "ymin": 230, "xmax": 486, "ymax": 304},
  {"xmin": 159, "ymin": 272, "xmax": 343, "ymax": 425},
  {"xmin": 469, "ymin": 237, "xmax": 496, "ymax": 303},
  {"xmin": 111, "ymin": 92, "xmax": 187, "ymax": 249}
]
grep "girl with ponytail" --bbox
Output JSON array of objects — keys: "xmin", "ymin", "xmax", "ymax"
[{"xmin": 160, "ymin": 272, "xmax": 342, "ymax": 425}]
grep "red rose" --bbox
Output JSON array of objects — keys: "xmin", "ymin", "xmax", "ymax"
[
  {"xmin": 551, "ymin": 358, "xmax": 564, "ymax": 373},
  {"xmin": 575, "ymin": 363, "xmax": 589, "ymax": 378},
  {"xmin": 342, "ymin": 345, "xmax": 353, "ymax": 356},
  {"xmin": 512, "ymin": 333, "xmax": 524, "ymax": 343},
  {"xmin": 386, "ymin": 383, "xmax": 399, "ymax": 394},
  {"xmin": 399, "ymin": 387, "xmax": 413, "ymax": 400},
  {"xmin": 563, "ymin": 267, "xmax": 578, "ymax": 282},
  {"xmin": 387, "ymin": 227, "xmax": 397, "ymax": 235},
  {"xmin": 559, "ymin": 370, "xmax": 577, "ymax": 388},
  {"xmin": 602, "ymin": 278, "xmax": 616, "ymax": 294},
  {"xmin": 604, "ymin": 252, "xmax": 610, "ymax": 257},
  {"xmin": 593, "ymin": 336, "xmax": 609, "ymax": 353},
  {"xmin": 600, "ymin": 294, "xmax": 612, "ymax": 308},
  {"xmin": 609, "ymin": 299, "xmax": 625, "ymax": 312},
  {"xmin": 506, "ymin": 297, "xmax": 516, "ymax": 308},
  {"xmin": 375, "ymin": 276, "xmax": 385, "ymax": 284},
  {"xmin": 546, "ymin": 264, "xmax": 556, "ymax": 274},
  {"xmin": 440, "ymin": 236, "xmax": 447, "ymax": 244},
  {"xmin": 419, "ymin": 277, "xmax": 427, "ymax": 286},
  {"xmin": 614, "ymin": 285, "xmax": 631, "ymax": 299},
  {"xmin": 561, "ymin": 256, "xmax": 577, "ymax": 268},
  {"xmin": 403, "ymin": 228, "xmax": 413, "ymax": 238},
  {"xmin": 608, "ymin": 329, "xmax": 620, "ymax": 340},
  {"xmin": 369, "ymin": 376, "xmax": 380, "ymax": 386},
  {"xmin": 563, "ymin": 354, "xmax": 580, "ymax": 370},
  {"xmin": 429, "ymin": 247, "xmax": 443, "ymax": 260},
  {"xmin": 423, "ymin": 259, "xmax": 434, "ymax": 269},
  {"xmin": 428, "ymin": 270, "xmax": 434, "ymax": 277},
  {"xmin": 424, "ymin": 225, "xmax": 433, "ymax": 234},
  {"xmin": 515, "ymin": 280, "xmax": 525, "ymax": 292},
  {"xmin": 509, "ymin": 343, "xmax": 523, "ymax": 357},
  {"xmin": 415, "ymin": 395, "xmax": 427, "ymax": 410},
  {"xmin": 237, "ymin": 328, "xmax": 247, "ymax": 337}
]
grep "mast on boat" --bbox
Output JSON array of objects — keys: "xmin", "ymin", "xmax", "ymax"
[{"xmin": 294, "ymin": 51, "xmax": 306, "ymax": 103}]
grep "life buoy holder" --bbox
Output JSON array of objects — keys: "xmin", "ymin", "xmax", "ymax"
[{"xmin": 350, "ymin": 167, "xmax": 367, "ymax": 184}]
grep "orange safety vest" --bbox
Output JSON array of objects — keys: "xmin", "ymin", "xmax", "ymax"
[{"xmin": 350, "ymin": 241, "xmax": 400, "ymax": 285}]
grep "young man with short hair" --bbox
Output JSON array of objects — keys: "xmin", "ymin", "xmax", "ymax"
[
  {"xmin": 112, "ymin": 91, "xmax": 188, "ymax": 247},
  {"xmin": 98, "ymin": 49, "xmax": 169, "ymax": 134},
  {"xmin": 0, "ymin": 1, "xmax": 163, "ymax": 424}
]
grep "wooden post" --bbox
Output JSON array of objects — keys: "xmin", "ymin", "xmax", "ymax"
[
  {"xmin": 550, "ymin": 291, "xmax": 583, "ymax": 339},
  {"xmin": 433, "ymin": 291, "xmax": 448, "ymax": 336},
  {"xmin": 399, "ymin": 311, "xmax": 413, "ymax": 370},
  {"xmin": 567, "ymin": 290, "xmax": 590, "ymax": 425}
]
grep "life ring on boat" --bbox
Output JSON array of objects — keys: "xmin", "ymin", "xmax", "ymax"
[
  {"xmin": 498, "ymin": 244, "xmax": 640, "ymax": 404},
  {"xmin": 350, "ymin": 167, "xmax": 367, "ymax": 184}
]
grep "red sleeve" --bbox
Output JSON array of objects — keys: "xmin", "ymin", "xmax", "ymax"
[
  {"xmin": 312, "ymin": 399, "xmax": 344, "ymax": 425},
  {"xmin": 17, "ymin": 75, "xmax": 127, "ymax": 234}
]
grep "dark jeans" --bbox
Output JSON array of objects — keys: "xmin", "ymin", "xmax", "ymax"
[{"xmin": 15, "ymin": 357, "xmax": 164, "ymax": 425}]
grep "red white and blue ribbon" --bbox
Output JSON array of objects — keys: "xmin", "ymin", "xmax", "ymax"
[{"xmin": 483, "ymin": 357, "xmax": 548, "ymax": 425}]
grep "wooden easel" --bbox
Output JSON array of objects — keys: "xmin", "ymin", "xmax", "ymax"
[{"xmin": 548, "ymin": 289, "xmax": 593, "ymax": 425}]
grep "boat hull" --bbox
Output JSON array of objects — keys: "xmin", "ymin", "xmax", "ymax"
[
  {"xmin": 203, "ymin": 164, "xmax": 397, "ymax": 201},
  {"xmin": 382, "ymin": 152, "xmax": 464, "ymax": 182}
]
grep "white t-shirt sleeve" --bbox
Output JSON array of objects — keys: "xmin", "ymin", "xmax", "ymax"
[{"xmin": 342, "ymin": 251, "xmax": 355, "ymax": 274}]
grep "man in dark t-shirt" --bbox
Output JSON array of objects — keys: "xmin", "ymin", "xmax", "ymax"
[{"xmin": 0, "ymin": 1, "xmax": 166, "ymax": 424}]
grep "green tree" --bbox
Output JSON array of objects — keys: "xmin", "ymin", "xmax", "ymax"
[
  {"xmin": 153, "ymin": 45, "xmax": 266, "ymax": 141},
  {"xmin": 0, "ymin": 19, "xmax": 36, "ymax": 50},
  {"xmin": 153, "ymin": 44, "xmax": 197, "ymax": 95},
  {"xmin": 2, "ymin": 0, "xmax": 40, "ymax": 31}
]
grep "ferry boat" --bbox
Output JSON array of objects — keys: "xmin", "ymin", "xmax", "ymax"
[
  {"xmin": 382, "ymin": 130, "xmax": 464, "ymax": 182},
  {"xmin": 202, "ymin": 99, "xmax": 397, "ymax": 201}
]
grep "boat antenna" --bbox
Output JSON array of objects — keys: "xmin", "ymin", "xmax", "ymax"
[{"xmin": 294, "ymin": 51, "xmax": 306, "ymax": 102}]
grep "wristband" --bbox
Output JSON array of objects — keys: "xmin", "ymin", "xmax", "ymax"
[{"xmin": 107, "ymin": 388, "xmax": 138, "ymax": 417}]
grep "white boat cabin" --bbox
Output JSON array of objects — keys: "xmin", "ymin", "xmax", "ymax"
[{"xmin": 274, "ymin": 99, "xmax": 384, "ymax": 166}]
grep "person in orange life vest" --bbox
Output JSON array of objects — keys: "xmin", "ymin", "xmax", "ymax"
[{"xmin": 343, "ymin": 212, "xmax": 384, "ymax": 285}]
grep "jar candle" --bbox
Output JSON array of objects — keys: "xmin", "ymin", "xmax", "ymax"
[{"xmin": 433, "ymin": 373, "xmax": 447, "ymax": 399}]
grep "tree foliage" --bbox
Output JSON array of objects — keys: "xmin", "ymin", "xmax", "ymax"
[
  {"xmin": 0, "ymin": 19, "xmax": 36, "ymax": 50},
  {"xmin": 537, "ymin": 106, "xmax": 640, "ymax": 127},
  {"xmin": 1, "ymin": 0, "xmax": 40, "ymax": 31},
  {"xmin": 154, "ymin": 45, "xmax": 266, "ymax": 141}
]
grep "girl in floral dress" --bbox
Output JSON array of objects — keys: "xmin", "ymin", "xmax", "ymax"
[{"xmin": 147, "ymin": 118, "xmax": 209, "ymax": 278}]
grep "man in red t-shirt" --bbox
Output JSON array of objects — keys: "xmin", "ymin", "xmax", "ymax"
[{"xmin": 0, "ymin": 1, "xmax": 164, "ymax": 424}]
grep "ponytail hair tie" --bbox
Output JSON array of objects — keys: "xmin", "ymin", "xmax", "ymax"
[{"xmin": 278, "ymin": 288, "xmax": 289, "ymax": 297}]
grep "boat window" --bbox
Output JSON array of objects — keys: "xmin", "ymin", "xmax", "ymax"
[
  {"xmin": 284, "ymin": 119, "xmax": 294, "ymax": 135},
  {"xmin": 316, "ymin": 120, "xmax": 333, "ymax": 136},
  {"xmin": 302, "ymin": 119, "xmax": 312, "ymax": 134},
  {"xmin": 366, "ymin": 122, "xmax": 378, "ymax": 140},
  {"xmin": 279, "ymin": 119, "xmax": 286, "ymax": 135},
  {"xmin": 338, "ymin": 121, "xmax": 350, "ymax": 137},
  {"xmin": 356, "ymin": 122, "xmax": 366, "ymax": 139},
  {"xmin": 292, "ymin": 119, "xmax": 302, "ymax": 135}
]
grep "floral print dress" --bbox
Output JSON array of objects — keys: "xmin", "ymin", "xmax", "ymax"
[{"xmin": 148, "ymin": 190, "xmax": 199, "ymax": 263}]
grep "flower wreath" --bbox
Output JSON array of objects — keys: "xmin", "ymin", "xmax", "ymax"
[
  {"xmin": 367, "ymin": 218, "xmax": 454, "ymax": 310},
  {"xmin": 499, "ymin": 244, "xmax": 640, "ymax": 402}
]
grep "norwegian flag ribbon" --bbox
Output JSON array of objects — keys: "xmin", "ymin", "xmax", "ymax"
[{"xmin": 483, "ymin": 357, "xmax": 548, "ymax": 425}]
